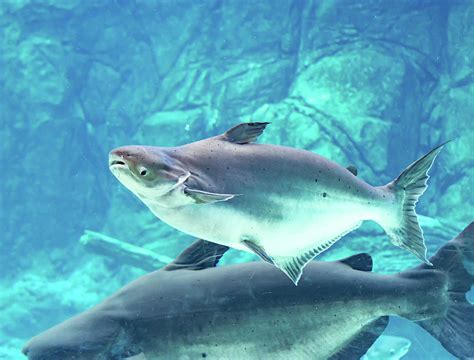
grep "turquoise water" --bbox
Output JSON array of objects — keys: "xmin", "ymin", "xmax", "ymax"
[{"xmin": 1, "ymin": 0, "xmax": 473, "ymax": 359}]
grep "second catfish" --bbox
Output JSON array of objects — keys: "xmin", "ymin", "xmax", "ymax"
[{"xmin": 109, "ymin": 122, "xmax": 447, "ymax": 284}]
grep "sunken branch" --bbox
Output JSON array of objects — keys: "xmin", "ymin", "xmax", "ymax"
[{"xmin": 79, "ymin": 230, "xmax": 173, "ymax": 271}]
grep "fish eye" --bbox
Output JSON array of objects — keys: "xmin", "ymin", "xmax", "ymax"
[{"xmin": 139, "ymin": 167, "xmax": 148, "ymax": 176}]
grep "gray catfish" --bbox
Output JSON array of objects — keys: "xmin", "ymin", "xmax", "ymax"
[
  {"xmin": 109, "ymin": 122, "xmax": 448, "ymax": 284},
  {"xmin": 22, "ymin": 224, "xmax": 474, "ymax": 359}
]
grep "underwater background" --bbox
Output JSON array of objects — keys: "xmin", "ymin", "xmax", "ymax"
[{"xmin": 1, "ymin": 0, "xmax": 473, "ymax": 359}]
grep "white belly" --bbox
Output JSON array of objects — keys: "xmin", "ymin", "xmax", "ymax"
[{"xmin": 148, "ymin": 192, "xmax": 374, "ymax": 257}]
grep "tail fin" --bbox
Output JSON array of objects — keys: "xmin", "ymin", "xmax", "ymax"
[
  {"xmin": 380, "ymin": 142, "xmax": 449, "ymax": 263},
  {"xmin": 417, "ymin": 223, "xmax": 474, "ymax": 359}
]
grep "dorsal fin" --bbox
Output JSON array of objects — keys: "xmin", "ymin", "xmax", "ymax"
[
  {"xmin": 338, "ymin": 253, "xmax": 373, "ymax": 272},
  {"xmin": 163, "ymin": 240, "xmax": 229, "ymax": 271},
  {"xmin": 222, "ymin": 122, "xmax": 270, "ymax": 144},
  {"xmin": 346, "ymin": 165, "xmax": 358, "ymax": 176}
]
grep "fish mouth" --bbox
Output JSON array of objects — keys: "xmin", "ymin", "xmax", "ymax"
[
  {"xmin": 109, "ymin": 160, "xmax": 126, "ymax": 168},
  {"xmin": 109, "ymin": 152, "xmax": 129, "ymax": 170}
]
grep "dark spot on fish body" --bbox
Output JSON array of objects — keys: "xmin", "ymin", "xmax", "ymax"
[
  {"xmin": 322, "ymin": 192, "xmax": 327, "ymax": 198},
  {"xmin": 314, "ymin": 179, "xmax": 318, "ymax": 182}
]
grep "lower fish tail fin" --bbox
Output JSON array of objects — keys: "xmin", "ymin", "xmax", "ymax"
[
  {"xmin": 415, "ymin": 223, "xmax": 474, "ymax": 359},
  {"xmin": 379, "ymin": 142, "xmax": 449, "ymax": 264}
]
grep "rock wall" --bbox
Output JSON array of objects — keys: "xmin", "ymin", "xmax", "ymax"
[
  {"xmin": 1, "ymin": 2, "xmax": 473, "ymax": 356},
  {"xmin": 1, "ymin": 0, "xmax": 473, "ymax": 268}
]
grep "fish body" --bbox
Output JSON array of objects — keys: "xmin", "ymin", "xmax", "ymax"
[
  {"xmin": 109, "ymin": 123, "xmax": 447, "ymax": 283},
  {"xmin": 22, "ymin": 224, "xmax": 474, "ymax": 359},
  {"xmin": 155, "ymin": 139, "xmax": 384, "ymax": 249}
]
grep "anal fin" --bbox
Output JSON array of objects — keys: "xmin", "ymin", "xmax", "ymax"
[{"xmin": 273, "ymin": 222, "xmax": 363, "ymax": 285}]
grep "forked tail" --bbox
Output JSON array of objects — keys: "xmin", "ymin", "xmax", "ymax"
[
  {"xmin": 412, "ymin": 223, "xmax": 474, "ymax": 359},
  {"xmin": 379, "ymin": 142, "xmax": 449, "ymax": 263}
]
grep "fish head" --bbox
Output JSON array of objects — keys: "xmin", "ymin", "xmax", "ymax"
[
  {"xmin": 109, "ymin": 145, "xmax": 183, "ymax": 198},
  {"xmin": 22, "ymin": 308, "xmax": 141, "ymax": 360}
]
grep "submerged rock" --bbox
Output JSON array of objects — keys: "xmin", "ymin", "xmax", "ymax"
[
  {"xmin": 2, "ymin": 0, "xmax": 473, "ymax": 269},
  {"xmin": 1, "ymin": 1, "xmax": 473, "ymax": 356}
]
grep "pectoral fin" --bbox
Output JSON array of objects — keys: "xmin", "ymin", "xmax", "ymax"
[
  {"xmin": 184, "ymin": 188, "xmax": 239, "ymax": 204},
  {"xmin": 158, "ymin": 173, "xmax": 238, "ymax": 207},
  {"xmin": 173, "ymin": 172, "xmax": 238, "ymax": 204}
]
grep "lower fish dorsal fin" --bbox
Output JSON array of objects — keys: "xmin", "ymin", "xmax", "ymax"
[
  {"xmin": 338, "ymin": 253, "xmax": 373, "ymax": 272},
  {"xmin": 272, "ymin": 222, "xmax": 363, "ymax": 285}
]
